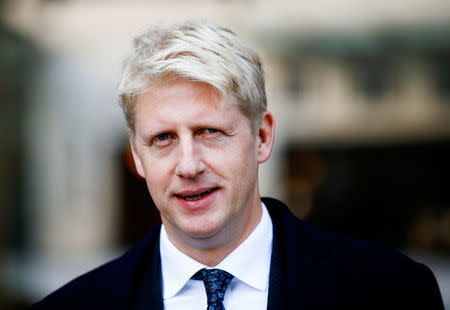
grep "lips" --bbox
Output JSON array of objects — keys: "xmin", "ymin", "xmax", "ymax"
[
  {"xmin": 175, "ymin": 188, "xmax": 218, "ymax": 201},
  {"xmin": 174, "ymin": 187, "xmax": 219, "ymax": 209}
]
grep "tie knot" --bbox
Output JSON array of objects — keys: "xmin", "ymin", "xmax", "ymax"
[{"xmin": 193, "ymin": 268, "xmax": 234, "ymax": 309}]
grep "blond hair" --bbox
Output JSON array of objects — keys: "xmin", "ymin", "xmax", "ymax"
[{"xmin": 119, "ymin": 21, "xmax": 267, "ymax": 132}]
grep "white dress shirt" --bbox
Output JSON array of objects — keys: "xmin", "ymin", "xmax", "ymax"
[{"xmin": 160, "ymin": 202, "xmax": 273, "ymax": 310}]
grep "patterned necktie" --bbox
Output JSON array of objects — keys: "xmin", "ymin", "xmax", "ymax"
[{"xmin": 192, "ymin": 268, "xmax": 234, "ymax": 310}]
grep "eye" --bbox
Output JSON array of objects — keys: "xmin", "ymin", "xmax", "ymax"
[
  {"xmin": 155, "ymin": 133, "xmax": 170, "ymax": 141},
  {"xmin": 204, "ymin": 128, "xmax": 219, "ymax": 134},
  {"xmin": 151, "ymin": 132, "xmax": 174, "ymax": 147},
  {"xmin": 199, "ymin": 128, "xmax": 223, "ymax": 142}
]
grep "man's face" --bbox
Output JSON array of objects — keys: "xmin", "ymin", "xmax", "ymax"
[{"xmin": 130, "ymin": 80, "xmax": 274, "ymax": 253}]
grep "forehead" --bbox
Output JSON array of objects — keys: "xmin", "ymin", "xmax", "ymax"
[
  {"xmin": 137, "ymin": 80, "xmax": 219, "ymax": 106},
  {"xmin": 133, "ymin": 80, "xmax": 250, "ymax": 130}
]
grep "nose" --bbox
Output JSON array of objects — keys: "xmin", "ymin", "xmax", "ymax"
[{"xmin": 175, "ymin": 137, "xmax": 206, "ymax": 179}]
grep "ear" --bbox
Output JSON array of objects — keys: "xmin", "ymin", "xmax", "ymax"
[
  {"xmin": 129, "ymin": 131, "xmax": 146, "ymax": 178},
  {"xmin": 257, "ymin": 111, "xmax": 275, "ymax": 164}
]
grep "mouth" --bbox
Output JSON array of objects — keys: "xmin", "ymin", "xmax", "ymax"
[{"xmin": 175, "ymin": 187, "xmax": 219, "ymax": 201}]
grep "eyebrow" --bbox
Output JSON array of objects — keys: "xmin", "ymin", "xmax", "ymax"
[{"xmin": 136, "ymin": 116, "xmax": 240, "ymax": 140}]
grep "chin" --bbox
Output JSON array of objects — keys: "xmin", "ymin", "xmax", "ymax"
[
  {"xmin": 183, "ymin": 220, "xmax": 225, "ymax": 240},
  {"xmin": 187, "ymin": 226, "xmax": 220, "ymax": 239}
]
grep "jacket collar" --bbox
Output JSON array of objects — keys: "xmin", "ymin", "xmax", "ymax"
[{"xmin": 263, "ymin": 197, "xmax": 337, "ymax": 309}]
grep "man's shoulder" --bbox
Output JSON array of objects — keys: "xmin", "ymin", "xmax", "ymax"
[
  {"xmin": 263, "ymin": 197, "xmax": 444, "ymax": 309},
  {"xmin": 31, "ymin": 223, "xmax": 162, "ymax": 309},
  {"xmin": 316, "ymin": 218, "xmax": 443, "ymax": 308}
]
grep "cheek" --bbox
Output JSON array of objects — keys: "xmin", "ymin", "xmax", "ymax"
[
  {"xmin": 141, "ymin": 158, "xmax": 172, "ymax": 194},
  {"xmin": 207, "ymin": 142, "xmax": 257, "ymax": 180}
]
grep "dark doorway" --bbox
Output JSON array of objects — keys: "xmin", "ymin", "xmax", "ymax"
[{"xmin": 286, "ymin": 140, "xmax": 450, "ymax": 252}]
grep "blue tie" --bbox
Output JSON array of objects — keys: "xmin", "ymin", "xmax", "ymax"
[{"xmin": 193, "ymin": 268, "xmax": 234, "ymax": 310}]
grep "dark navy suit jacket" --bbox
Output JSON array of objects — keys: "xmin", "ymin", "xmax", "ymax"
[{"xmin": 32, "ymin": 198, "xmax": 444, "ymax": 309}]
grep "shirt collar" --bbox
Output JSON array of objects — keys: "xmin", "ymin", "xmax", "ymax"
[
  {"xmin": 215, "ymin": 202, "xmax": 273, "ymax": 291},
  {"xmin": 160, "ymin": 202, "xmax": 273, "ymax": 299}
]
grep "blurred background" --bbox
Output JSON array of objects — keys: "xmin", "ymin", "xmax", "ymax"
[{"xmin": 0, "ymin": 0, "xmax": 449, "ymax": 308}]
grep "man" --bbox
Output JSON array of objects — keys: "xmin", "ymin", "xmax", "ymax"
[{"xmin": 32, "ymin": 21, "xmax": 444, "ymax": 309}]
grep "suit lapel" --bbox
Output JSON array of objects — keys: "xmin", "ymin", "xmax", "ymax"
[
  {"xmin": 265, "ymin": 198, "xmax": 337, "ymax": 310},
  {"xmin": 133, "ymin": 236, "xmax": 164, "ymax": 310},
  {"xmin": 267, "ymin": 220, "xmax": 287, "ymax": 309}
]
